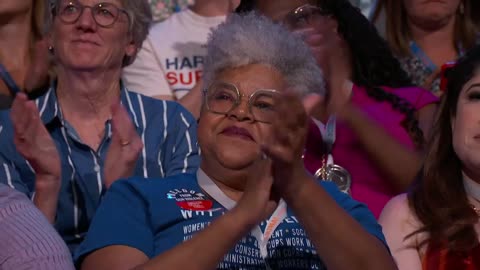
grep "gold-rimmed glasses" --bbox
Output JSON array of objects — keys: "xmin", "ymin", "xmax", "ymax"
[{"xmin": 203, "ymin": 82, "xmax": 281, "ymax": 124}]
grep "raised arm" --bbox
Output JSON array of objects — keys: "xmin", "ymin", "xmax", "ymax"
[
  {"xmin": 103, "ymin": 103, "xmax": 143, "ymax": 188},
  {"xmin": 337, "ymin": 101, "xmax": 434, "ymax": 192},
  {"xmin": 8, "ymin": 93, "xmax": 61, "ymax": 223},
  {"xmin": 264, "ymin": 93, "xmax": 397, "ymax": 270}
]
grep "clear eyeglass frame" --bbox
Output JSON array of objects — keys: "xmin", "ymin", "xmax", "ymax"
[{"xmin": 55, "ymin": 1, "xmax": 130, "ymax": 28}]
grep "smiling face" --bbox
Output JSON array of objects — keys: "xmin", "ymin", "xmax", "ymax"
[
  {"xmin": 50, "ymin": 0, "xmax": 136, "ymax": 72},
  {"xmin": 198, "ymin": 64, "xmax": 286, "ymax": 171},
  {"xmin": 452, "ymin": 70, "xmax": 480, "ymax": 178}
]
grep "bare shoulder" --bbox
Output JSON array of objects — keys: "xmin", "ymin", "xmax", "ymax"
[
  {"xmin": 379, "ymin": 194, "xmax": 427, "ymax": 251},
  {"xmin": 380, "ymin": 194, "xmax": 410, "ymax": 220},
  {"xmin": 380, "ymin": 194, "xmax": 420, "ymax": 232}
]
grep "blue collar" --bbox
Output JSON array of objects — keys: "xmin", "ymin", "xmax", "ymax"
[{"xmin": 38, "ymin": 81, "xmax": 140, "ymax": 130}]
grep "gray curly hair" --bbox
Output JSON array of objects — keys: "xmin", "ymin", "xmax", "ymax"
[
  {"xmin": 203, "ymin": 12, "xmax": 325, "ymax": 97},
  {"xmin": 47, "ymin": 0, "xmax": 152, "ymax": 66}
]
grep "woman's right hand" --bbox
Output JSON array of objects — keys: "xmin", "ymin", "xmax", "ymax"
[
  {"xmin": 10, "ymin": 93, "xmax": 61, "ymax": 186},
  {"xmin": 234, "ymin": 157, "xmax": 278, "ymax": 226},
  {"xmin": 294, "ymin": 20, "xmax": 352, "ymax": 117}
]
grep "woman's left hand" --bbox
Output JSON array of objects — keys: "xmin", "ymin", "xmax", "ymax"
[
  {"xmin": 261, "ymin": 92, "xmax": 322, "ymax": 197},
  {"xmin": 103, "ymin": 103, "xmax": 143, "ymax": 188}
]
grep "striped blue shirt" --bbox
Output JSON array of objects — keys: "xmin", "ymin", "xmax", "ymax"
[{"xmin": 0, "ymin": 84, "xmax": 200, "ymax": 253}]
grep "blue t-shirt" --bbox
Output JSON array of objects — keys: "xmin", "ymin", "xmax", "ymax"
[{"xmin": 75, "ymin": 172, "xmax": 386, "ymax": 269}]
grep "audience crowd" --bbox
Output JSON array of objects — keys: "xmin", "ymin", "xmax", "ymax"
[{"xmin": 0, "ymin": 0, "xmax": 479, "ymax": 269}]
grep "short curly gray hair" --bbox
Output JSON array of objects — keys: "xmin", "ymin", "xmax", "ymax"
[
  {"xmin": 203, "ymin": 12, "xmax": 325, "ymax": 97},
  {"xmin": 47, "ymin": 0, "xmax": 152, "ymax": 66}
]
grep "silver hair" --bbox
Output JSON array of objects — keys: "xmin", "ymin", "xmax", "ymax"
[
  {"xmin": 47, "ymin": 0, "xmax": 152, "ymax": 66},
  {"xmin": 203, "ymin": 12, "xmax": 325, "ymax": 97}
]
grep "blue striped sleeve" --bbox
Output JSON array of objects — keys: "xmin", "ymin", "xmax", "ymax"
[
  {"xmin": 163, "ymin": 103, "xmax": 200, "ymax": 177},
  {"xmin": 0, "ymin": 154, "xmax": 30, "ymax": 196}
]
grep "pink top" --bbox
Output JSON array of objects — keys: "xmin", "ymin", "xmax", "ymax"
[{"xmin": 303, "ymin": 85, "xmax": 439, "ymax": 218}]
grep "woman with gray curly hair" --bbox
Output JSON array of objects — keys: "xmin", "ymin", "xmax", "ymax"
[
  {"xmin": 0, "ymin": 0, "xmax": 200, "ymax": 253},
  {"xmin": 75, "ymin": 12, "xmax": 395, "ymax": 270}
]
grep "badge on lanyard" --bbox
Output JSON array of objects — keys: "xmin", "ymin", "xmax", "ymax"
[{"xmin": 313, "ymin": 115, "xmax": 352, "ymax": 194}]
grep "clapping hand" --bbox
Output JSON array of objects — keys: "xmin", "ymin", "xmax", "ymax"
[
  {"xmin": 10, "ymin": 93, "xmax": 61, "ymax": 186},
  {"xmin": 294, "ymin": 18, "xmax": 352, "ymax": 119},
  {"xmin": 261, "ymin": 92, "xmax": 322, "ymax": 198},
  {"xmin": 103, "ymin": 103, "xmax": 143, "ymax": 188}
]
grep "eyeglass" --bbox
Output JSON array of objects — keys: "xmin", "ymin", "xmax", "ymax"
[
  {"xmin": 203, "ymin": 82, "xmax": 281, "ymax": 124},
  {"xmin": 282, "ymin": 4, "xmax": 329, "ymax": 30},
  {"xmin": 55, "ymin": 1, "xmax": 129, "ymax": 28}
]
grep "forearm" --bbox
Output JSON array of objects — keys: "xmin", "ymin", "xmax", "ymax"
[
  {"xmin": 284, "ymin": 177, "xmax": 397, "ymax": 270},
  {"xmin": 33, "ymin": 175, "xmax": 60, "ymax": 223},
  {"xmin": 343, "ymin": 105, "xmax": 422, "ymax": 191},
  {"xmin": 136, "ymin": 208, "xmax": 253, "ymax": 270}
]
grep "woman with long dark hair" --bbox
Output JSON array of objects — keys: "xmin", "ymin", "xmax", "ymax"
[
  {"xmin": 239, "ymin": 0, "xmax": 439, "ymax": 217},
  {"xmin": 380, "ymin": 45, "xmax": 480, "ymax": 270}
]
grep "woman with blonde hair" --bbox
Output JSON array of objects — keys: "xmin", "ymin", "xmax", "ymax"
[
  {"xmin": 0, "ymin": 0, "xmax": 52, "ymax": 109},
  {"xmin": 372, "ymin": 0, "xmax": 479, "ymax": 95}
]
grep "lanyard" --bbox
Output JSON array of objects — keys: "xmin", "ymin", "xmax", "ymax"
[
  {"xmin": 197, "ymin": 169, "xmax": 237, "ymax": 210},
  {"xmin": 410, "ymin": 41, "xmax": 438, "ymax": 73},
  {"xmin": 319, "ymin": 115, "xmax": 336, "ymax": 166},
  {"xmin": 251, "ymin": 200, "xmax": 287, "ymax": 259},
  {"xmin": 0, "ymin": 63, "xmax": 21, "ymax": 95},
  {"xmin": 197, "ymin": 169, "xmax": 287, "ymax": 259},
  {"xmin": 410, "ymin": 41, "xmax": 465, "ymax": 73}
]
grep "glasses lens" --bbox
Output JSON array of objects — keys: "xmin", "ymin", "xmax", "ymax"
[
  {"xmin": 93, "ymin": 3, "xmax": 119, "ymax": 27},
  {"xmin": 250, "ymin": 90, "xmax": 279, "ymax": 123},
  {"xmin": 207, "ymin": 83, "xmax": 238, "ymax": 114},
  {"xmin": 59, "ymin": 2, "xmax": 81, "ymax": 23},
  {"xmin": 284, "ymin": 5, "xmax": 325, "ymax": 29}
]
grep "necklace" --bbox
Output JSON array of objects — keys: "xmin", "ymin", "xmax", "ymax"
[{"xmin": 58, "ymin": 95, "xmax": 109, "ymax": 151}]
